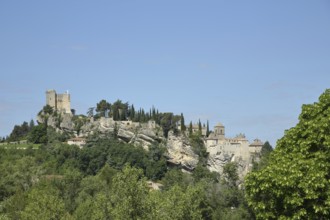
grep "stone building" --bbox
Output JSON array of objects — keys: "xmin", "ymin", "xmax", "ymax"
[
  {"xmin": 67, "ymin": 137, "xmax": 86, "ymax": 148},
  {"xmin": 46, "ymin": 90, "xmax": 71, "ymax": 114},
  {"xmin": 205, "ymin": 122, "xmax": 263, "ymax": 177}
]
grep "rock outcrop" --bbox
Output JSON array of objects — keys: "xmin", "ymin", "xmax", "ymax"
[
  {"xmin": 80, "ymin": 118, "xmax": 165, "ymax": 150},
  {"xmin": 39, "ymin": 113, "xmax": 261, "ymax": 178},
  {"xmin": 166, "ymin": 131, "xmax": 199, "ymax": 171}
]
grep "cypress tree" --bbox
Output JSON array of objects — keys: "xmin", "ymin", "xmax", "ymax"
[
  {"xmin": 206, "ymin": 120, "xmax": 210, "ymax": 137},
  {"xmin": 180, "ymin": 113, "xmax": 186, "ymax": 132},
  {"xmin": 189, "ymin": 121, "xmax": 193, "ymax": 136},
  {"xmin": 130, "ymin": 104, "xmax": 135, "ymax": 121}
]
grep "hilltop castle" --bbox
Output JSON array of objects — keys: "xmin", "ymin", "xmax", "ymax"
[{"xmin": 46, "ymin": 90, "xmax": 71, "ymax": 114}]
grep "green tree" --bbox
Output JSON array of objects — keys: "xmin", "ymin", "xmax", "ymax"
[
  {"xmin": 110, "ymin": 165, "xmax": 149, "ymax": 219},
  {"xmin": 86, "ymin": 107, "xmax": 95, "ymax": 118},
  {"xmin": 180, "ymin": 113, "xmax": 186, "ymax": 132},
  {"xmin": 28, "ymin": 124, "xmax": 48, "ymax": 144},
  {"xmin": 252, "ymin": 141, "xmax": 274, "ymax": 171},
  {"xmin": 198, "ymin": 119, "xmax": 202, "ymax": 134},
  {"xmin": 245, "ymin": 89, "xmax": 330, "ymax": 219},
  {"xmin": 189, "ymin": 121, "xmax": 193, "ymax": 136},
  {"xmin": 161, "ymin": 168, "xmax": 194, "ymax": 190},
  {"xmin": 160, "ymin": 113, "xmax": 174, "ymax": 138},
  {"xmin": 72, "ymin": 116, "xmax": 85, "ymax": 136},
  {"xmin": 146, "ymin": 183, "xmax": 207, "ymax": 219},
  {"xmin": 0, "ymin": 189, "xmax": 27, "ymax": 220},
  {"xmin": 58, "ymin": 170, "xmax": 83, "ymax": 214},
  {"xmin": 222, "ymin": 162, "xmax": 239, "ymax": 187},
  {"xmin": 260, "ymin": 141, "xmax": 273, "ymax": 157},
  {"xmin": 128, "ymin": 104, "xmax": 135, "ymax": 120},
  {"xmin": 190, "ymin": 133, "xmax": 209, "ymax": 166},
  {"xmin": 20, "ymin": 187, "xmax": 66, "ymax": 220},
  {"xmin": 42, "ymin": 104, "xmax": 54, "ymax": 115},
  {"xmin": 206, "ymin": 120, "xmax": 210, "ymax": 137},
  {"xmin": 112, "ymin": 99, "xmax": 128, "ymax": 121},
  {"xmin": 96, "ymin": 100, "xmax": 111, "ymax": 117},
  {"xmin": 29, "ymin": 119, "xmax": 35, "ymax": 129},
  {"xmin": 113, "ymin": 122, "xmax": 119, "ymax": 138},
  {"xmin": 8, "ymin": 121, "xmax": 30, "ymax": 141}
]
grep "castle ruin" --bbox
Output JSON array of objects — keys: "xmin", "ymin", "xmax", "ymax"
[{"xmin": 46, "ymin": 90, "xmax": 71, "ymax": 114}]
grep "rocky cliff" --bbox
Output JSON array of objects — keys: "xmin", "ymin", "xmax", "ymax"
[{"xmin": 38, "ymin": 114, "xmax": 259, "ymax": 178}]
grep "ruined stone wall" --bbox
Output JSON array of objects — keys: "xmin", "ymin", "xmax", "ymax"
[
  {"xmin": 57, "ymin": 93, "xmax": 71, "ymax": 114},
  {"xmin": 46, "ymin": 90, "xmax": 57, "ymax": 109},
  {"xmin": 45, "ymin": 90, "xmax": 71, "ymax": 114}
]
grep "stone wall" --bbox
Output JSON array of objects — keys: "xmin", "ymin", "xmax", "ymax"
[
  {"xmin": 46, "ymin": 90, "xmax": 71, "ymax": 114},
  {"xmin": 57, "ymin": 93, "xmax": 71, "ymax": 114}
]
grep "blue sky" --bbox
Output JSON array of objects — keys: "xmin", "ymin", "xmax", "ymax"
[{"xmin": 1, "ymin": 1, "xmax": 329, "ymax": 146}]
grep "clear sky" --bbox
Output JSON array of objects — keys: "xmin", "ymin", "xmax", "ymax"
[{"xmin": 1, "ymin": 1, "xmax": 329, "ymax": 146}]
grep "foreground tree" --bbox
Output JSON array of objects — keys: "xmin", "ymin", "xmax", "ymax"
[
  {"xmin": 20, "ymin": 187, "xmax": 67, "ymax": 220},
  {"xmin": 110, "ymin": 165, "xmax": 149, "ymax": 219},
  {"xmin": 245, "ymin": 89, "xmax": 330, "ymax": 219}
]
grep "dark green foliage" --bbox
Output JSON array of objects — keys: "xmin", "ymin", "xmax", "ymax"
[
  {"xmin": 190, "ymin": 133, "xmax": 209, "ymax": 166},
  {"xmin": 8, "ymin": 121, "xmax": 30, "ymax": 141},
  {"xmin": 223, "ymin": 162, "xmax": 239, "ymax": 187},
  {"xmin": 42, "ymin": 104, "xmax": 54, "ymax": 115},
  {"xmin": 0, "ymin": 135, "xmax": 254, "ymax": 219},
  {"xmin": 86, "ymin": 107, "xmax": 95, "ymax": 117},
  {"xmin": 161, "ymin": 168, "xmax": 194, "ymax": 190},
  {"xmin": 96, "ymin": 99, "xmax": 111, "ymax": 117},
  {"xmin": 180, "ymin": 113, "xmax": 186, "ymax": 132},
  {"xmin": 160, "ymin": 112, "xmax": 179, "ymax": 138},
  {"xmin": 189, "ymin": 121, "xmax": 193, "ymax": 136},
  {"xmin": 28, "ymin": 124, "xmax": 48, "ymax": 144},
  {"xmin": 206, "ymin": 120, "xmax": 210, "ymax": 137},
  {"xmin": 261, "ymin": 141, "xmax": 273, "ymax": 157},
  {"xmin": 29, "ymin": 119, "xmax": 35, "ymax": 129},
  {"xmin": 111, "ymin": 99, "xmax": 128, "ymax": 121},
  {"xmin": 252, "ymin": 141, "xmax": 273, "ymax": 171},
  {"xmin": 72, "ymin": 115, "xmax": 87, "ymax": 136},
  {"xmin": 76, "ymin": 137, "xmax": 167, "ymax": 179},
  {"xmin": 47, "ymin": 127, "xmax": 71, "ymax": 143},
  {"xmin": 198, "ymin": 119, "xmax": 202, "ymax": 134},
  {"xmin": 192, "ymin": 164, "xmax": 219, "ymax": 183}
]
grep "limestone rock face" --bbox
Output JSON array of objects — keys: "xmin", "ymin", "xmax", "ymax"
[
  {"xmin": 39, "ymin": 113, "xmax": 260, "ymax": 178},
  {"xmin": 117, "ymin": 129, "xmax": 134, "ymax": 142},
  {"xmin": 207, "ymin": 152, "xmax": 252, "ymax": 179},
  {"xmin": 60, "ymin": 114, "xmax": 74, "ymax": 130},
  {"xmin": 36, "ymin": 113, "xmax": 74, "ymax": 131},
  {"xmin": 206, "ymin": 140, "xmax": 260, "ymax": 179},
  {"xmin": 165, "ymin": 131, "xmax": 199, "ymax": 171},
  {"xmin": 80, "ymin": 118, "xmax": 165, "ymax": 150}
]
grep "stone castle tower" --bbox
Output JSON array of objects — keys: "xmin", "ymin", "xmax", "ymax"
[
  {"xmin": 46, "ymin": 90, "xmax": 71, "ymax": 114},
  {"xmin": 214, "ymin": 122, "xmax": 225, "ymax": 139}
]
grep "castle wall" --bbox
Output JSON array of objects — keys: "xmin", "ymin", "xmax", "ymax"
[
  {"xmin": 46, "ymin": 90, "xmax": 57, "ymax": 109},
  {"xmin": 57, "ymin": 93, "xmax": 71, "ymax": 114},
  {"xmin": 45, "ymin": 90, "xmax": 71, "ymax": 114}
]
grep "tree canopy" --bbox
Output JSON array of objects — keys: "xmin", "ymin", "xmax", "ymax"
[{"xmin": 245, "ymin": 89, "xmax": 330, "ymax": 219}]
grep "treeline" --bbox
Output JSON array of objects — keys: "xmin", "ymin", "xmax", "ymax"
[
  {"xmin": 0, "ymin": 135, "xmax": 253, "ymax": 219},
  {"xmin": 90, "ymin": 99, "xmax": 183, "ymax": 137},
  {"xmin": 90, "ymin": 99, "xmax": 171, "ymax": 123},
  {"xmin": 1, "ymin": 120, "xmax": 35, "ymax": 142}
]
